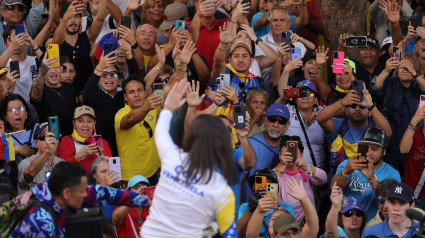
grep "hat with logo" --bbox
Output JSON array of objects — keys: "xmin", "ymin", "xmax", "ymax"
[
  {"xmin": 367, "ymin": 36, "xmax": 380, "ymax": 49},
  {"xmin": 273, "ymin": 213, "xmax": 300, "ymax": 234},
  {"xmin": 266, "ymin": 104, "xmax": 290, "ymax": 120},
  {"xmin": 381, "ymin": 36, "xmax": 393, "ymax": 49},
  {"xmin": 33, "ymin": 122, "xmax": 48, "ymax": 140},
  {"xmin": 159, "ymin": 3, "xmax": 188, "ymax": 30},
  {"xmin": 94, "ymin": 32, "xmax": 119, "ymax": 61},
  {"xmin": 387, "ymin": 183, "xmax": 415, "ymax": 203},
  {"xmin": 74, "ymin": 105, "xmax": 96, "ymax": 119},
  {"xmin": 296, "ymin": 80, "xmax": 316, "ymax": 92},
  {"xmin": 2, "ymin": 0, "xmax": 25, "ymax": 7},
  {"xmin": 357, "ymin": 127, "xmax": 387, "ymax": 148},
  {"xmin": 0, "ymin": 67, "xmax": 8, "ymax": 77},
  {"xmin": 340, "ymin": 197, "xmax": 364, "ymax": 214},
  {"xmin": 230, "ymin": 41, "xmax": 252, "ymax": 56},
  {"xmin": 127, "ymin": 175, "xmax": 150, "ymax": 189}
]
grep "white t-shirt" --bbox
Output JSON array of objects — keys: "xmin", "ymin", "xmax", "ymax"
[
  {"xmin": 141, "ymin": 110, "xmax": 236, "ymax": 237},
  {"xmin": 6, "ymin": 56, "xmax": 39, "ymax": 122}
]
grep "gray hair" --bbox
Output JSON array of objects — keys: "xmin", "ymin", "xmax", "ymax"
[
  {"xmin": 268, "ymin": 6, "xmax": 291, "ymax": 22},
  {"xmin": 88, "ymin": 156, "xmax": 110, "ymax": 185},
  {"xmin": 246, "ymin": 88, "xmax": 268, "ymax": 103}
]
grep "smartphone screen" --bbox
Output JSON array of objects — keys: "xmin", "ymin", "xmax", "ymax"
[{"xmin": 358, "ymin": 144, "xmax": 369, "ymax": 164}]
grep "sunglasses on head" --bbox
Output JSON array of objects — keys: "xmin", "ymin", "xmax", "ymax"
[
  {"xmin": 101, "ymin": 71, "xmax": 118, "ymax": 78},
  {"xmin": 343, "ymin": 209, "xmax": 364, "ymax": 217},
  {"xmin": 348, "ymin": 104, "xmax": 367, "ymax": 110},
  {"xmin": 5, "ymin": 4, "xmax": 25, "ymax": 12},
  {"xmin": 267, "ymin": 116, "xmax": 288, "ymax": 125},
  {"xmin": 377, "ymin": 197, "xmax": 386, "ymax": 205}
]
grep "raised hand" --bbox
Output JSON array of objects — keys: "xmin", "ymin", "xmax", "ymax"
[
  {"xmin": 118, "ymin": 25, "xmax": 137, "ymax": 46},
  {"xmin": 231, "ymin": 0, "xmax": 250, "ymax": 21},
  {"xmin": 330, "ymin": 182, "xmax": 343, "ymax": 206},
  {"xmin": 219, "ymin": 21, "xmax": 237, "ymax": 44},
  {"xmin": 220, "ymin": 85, "xmax": 239, "ymax": 104},
  {"xmin": 315, "ymin": 45, "xmax": 329, "ymax": 65},
  {"xmin": 40, "ymin": 52, "xmax": 59, "ymax": 77},
  {"xmin": 102, "ymin": 170, "xmax": 121, "ymax": 186},
  {"xmin": 96, "ymin": 51, "xmax": 116, "ymax": 72},
  {"xmin": 179, "ymin": 40, "xmax": 197, "ymax": 65},
  {"xmin": 155, "ymin": 44, "xmax": 165, "ymax": 67},
  {"xmin": 119, "ymin": 41, "xmax": 132, "ymax": 59},
  {"xmin": 256, "ymin": 197, "xmax": 275, "ymax": 214},
  {"xmin": 172, "ymin": 43, "xmax": 182, "ymax": 67},
  {"xmin": 385, "ymin": 57, "xmax": 399, "ymax": 72},
  {"xmin": 341, "ymin": 90, "xmax": 361, "ymax": 107},
  {"xmin": 63, "ymin": 1, "xmax": 84, "ymax": 20},
  {"xmin": 339, "ymin": 33, "xmax": 352, "ymax": 47},
  {"xmin": 186, "ymin": 80, "xmax": 206, "ymax": 107},
  {"xmin": 146, "ymin": 94, "xmax": 163, "ymax": 110},
  {"xmin": 285, "ymin": 177, "xmax": 308, "ymax": 201},
  {"xmin": 239, "ymin": 24, "xmax": 257, "ymax": 41},
  {"xmin": 163, "ymin": 80, "xmax": 190, "ymax": 112},
  {"xmin": 284, "ymin": 57, "xmax": 303, "ymax": 71},
  {"xmin": 277, "ymin": 42, "xmax": 290, "ymax": 60},
  {"xmin": 379, "ymin": 0, "xmax": 400, "ymax": 23}
]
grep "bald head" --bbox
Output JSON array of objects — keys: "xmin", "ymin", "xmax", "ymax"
[{"xmin": 136, "ymin": 24, "xmax": 157, "ymax": 51}]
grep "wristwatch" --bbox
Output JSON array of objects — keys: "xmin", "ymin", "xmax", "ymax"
[
  {"xmin": 367, "ymin": 103, "xmax": 376, "ymax": 111},
  {"xmin": 255, "ymin": 37, "xmax": 263, "ymax": 45},
  {"xmin": 408, "ymin": 123, "xmax": 417, "ymax": 131},
  {"xmin": 413, "ymin": 71, "xmax": 421, "ymax": 79},
  {"xmin": 131, "ymin": 42, "xmax": 138, "ymax": 49}
]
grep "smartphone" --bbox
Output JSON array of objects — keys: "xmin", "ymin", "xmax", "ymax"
[
  {"xmin": 254, "ymin": 176, "xmax": 266, "ymax": 191},
  {"xmin": 15, "ymin": 24, "xmax": 24, "ymax": 35},
  {"xmin": 103, "ymin": 42, "xmax": 116, "ymax": 57},
  {"xmin": 412, "ymin": 12, "xmax": 422, "ymax": 29},
  {"xmin": 153, "ymin": 81, "xmax": 164, "ymax": 101},
  {"xmin": 73, "ymin": 0, "xmax": 82, "ymax": 5},
  {"xmin": 208, "ymin": 0, "xmax": 215, "ymax": 12},
  {"xmin": 392, "ymin": 46, "xmax": 402, "ymax": 62},
  {"xmin": 345, "ymin": 36, "xmax": 367, "ymax": 47},
  {"xmin": 281, "ymin": 31, "xmax": 292, "ymax": 47},
  {"xmin": 291, "ymin": 47, "xmax": 302, "ymax": 61},
  {"xmin": 144, "ymin": 186, "xmax": 155, "ymax": 199},
  {"xmin": 121, "ymin": 16, "xmax": 131, "ymax": 29},
  {"xmin": 47, "ymin": 44, "xmax": 60, "ymax": 66},
  {"xmin": 90, "ymin": 135, "xmax": 102, "ymax": 147},
  {"xmin": 234, "ymin": 103, "xmax": 246, "ymax": 129},
  {"xmin": 332, "ymin": 51, "xmax": 344, "ymax": 74},
  {"xmin": 48, "ymin": 116, "xmax": 60, "ymax": 140},
  {"xmin": 357, "ymin": 143, "xmax": 368, "ymax": 164},
  {"xmin": 285, "ymin": 88, "xmax": 307, "ymax": 98},
  {"xmin": 351, "ymin": 79, "xmax": 364, "ymax": 102},
  {"xmin": 219, "ymin": 74, "xmax": 230, "ymax": 89},
  {"xmin": 108, "ymin": 157, "xmax": 121, "ymax": 181},
  {"xmin": 287, "ymin": 140, "xmax": 298, "ymax": 162},
  {"xmin": 9, "ymin": 60, "xmax": 20, "ymax": 76},
  {"xmin": 266, "ymin": 183, "xmax": 278, "ymax": 208},
  {"xmin": 419, "ymin": 95, "xmax": 425, "ymax": 109},
  {"xmin": 242, "ymin": 0, "xmax": 251, "ymax": 7},
  {"xmin": 175, "ymin": 20, "xmax": 185, "ymax": 31}
]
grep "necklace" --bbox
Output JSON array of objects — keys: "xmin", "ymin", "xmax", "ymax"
[{"xmin": 45, "ymin": 85, "xmax": 63, "ymax": 100}]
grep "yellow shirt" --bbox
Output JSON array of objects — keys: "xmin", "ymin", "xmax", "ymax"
[{"xmin": 114, "ymin": 104, "xmax": 161, "ymax": 180}]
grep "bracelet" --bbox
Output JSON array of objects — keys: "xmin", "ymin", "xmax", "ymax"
[
  {"xmin": 382, "ymin": 71, "xmax": 389, "ymax": 77},
  {"xmin": 306, "ymin": 164, "xmax": 312, "ymax": 176},
  {"xmin": 341, "ymin": 170, "xmax": 350, "ymax": 178},
  {"xmin": 32, "ymin": 45, "xmax": 40, "ymax": 51},
  {"xmin": 339, "ymin": 99, "xmax": 347, "ymax": 108},
  {"xmin": 255, "ymin": 37, "xmax": 263, "ymax": 45},
  {"xmin": 173, "ymin": 72, "xmax": 184, "ymax": 81},
  {"xmin": 131, "ymin": 42, "xmax": 138, "ymax": 49},
  {"xmin": 176, "ymin": 65, "xmax": 187, "ymax": 72},
  {"xmin": 408, "ymin": 122, "xmax": 417, "ymax": 131},
  {"xmin": 367, "ymin": 103, "xmax": 376, "ymax": 111},
  {"xmin": 218, "ymin": 47, "xmax": 225, "ymax": 52}
]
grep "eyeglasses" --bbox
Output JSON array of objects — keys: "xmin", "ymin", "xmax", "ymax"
[
  {"xmin": 377, "ymin": 197, "xmax": 386, "ymax": 204},
  {"xmin": 37, "ymin": 135, "xmax": 46, "ymax": 141},
  {"xmin": 5, "ymin": 4, "xmax": 25, "ymax": 12},
  {"xmin": 7, "ymin": 106, "xmax": 26, "ymax": 113},
  {"xmin": 72, "ymin": 45, "xmax": 80, "ymax": 64},
  {"xmin": 209, "ymin": 84, "xmax": 219, "ymax": 91},
  {"xmin": 348, "ymin": 104, "xmax": 367, "ymax": 110},
  {"xmin": 143, "ymin": 121, "xmax": 153, "ymax": 138},
  {"xmin": 267, "ymin": 116, "xmax": 288, "ymax": 125},
  {"xmin": 158, "ymin": 77, "xmax": 169, "ymax": 83},
  {"xmin": 101, "ymin": 71, "xmax": 119, "ymax": 78},
  {"xmin": 343, "ymin": 209, "xmax": 364, "ymax": 217}
]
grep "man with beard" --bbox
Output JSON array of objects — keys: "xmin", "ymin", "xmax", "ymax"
[
  {"xmin": 49, "ymin": 0, "xmax": 107, "ymax": 97},
  {"xmin": 316, "ymin": 88, "xmax": 391, "ymax": 181},
  {"xmin": 241, "ymin": 103, "xmax": 291, "ymax": 203}
]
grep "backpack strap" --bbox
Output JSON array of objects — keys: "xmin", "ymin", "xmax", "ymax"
[{"xmin": 295, "ymin": 105, "xmax": 317, "ymax": 167}]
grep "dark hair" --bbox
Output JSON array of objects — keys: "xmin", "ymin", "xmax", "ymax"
[
  {"xmin": 181, "ymin": 115, "xmax": 237, "ymax": 185},
  {"xmin": 337, "ymin": 210, "xmax": 367, "ymax": 232},
  {"xmin": 236, "ymin": 27, "xmax": 256, "ymax": 56},
  {"xmin": 101, "ymin": 217, "xmax": 115, "ymax": 237},
  {"xmin": 0, "ymin": 94, "xmax": 33, "ymax": 132},
  {"xmin": 158, "ymin": 65, "xmax": 173, "ymax": 77},
  {"xmin": 376, "ymin": 179, "xmax": 399, "ymax": 199},
  {"xmin": 280, "ymin": 135, "xmax": 304, "ymax": 152},
  {"xmin": 122, "ymin": 74, "xmax": 146, "ymax": 94},
  {"xmin": 48, "ymin": 162, "xmax": 87, "ymax": 196},
  {"xmin": 3, "ymin": 25, "xmax": 16, "ymax": 44},
  {"xmin": 60, "ymin": 55, "xmax": 74, "ymax": 65}
]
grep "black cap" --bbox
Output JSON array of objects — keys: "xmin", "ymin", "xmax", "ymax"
[
  {"xmin": 207, "ymin": 75, "xmax": 220, "ymax": 87},
  {"xmin": 387, "ymin": 183, "xmax": 415, "ymax": 204},
  {"xmin": 357, "ymin": 127, "xmax": 387, "ymax": 148},
  {"xmin": 366, "ymin": 37, "xmax": 379, "ymax": 49},
  {"xmin": 248, "ymin": 168, "xmax": 278, "ymax": 189},
  {"xmin": 303, "ymin": 50, "xmax": 316, "ymax": 65}
]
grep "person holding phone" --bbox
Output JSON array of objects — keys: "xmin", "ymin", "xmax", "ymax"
[
  {"xmin": 370, "ymin": 55, "xmax": 425, "ymax": 173},
  {"xmin": 273, "ymin": 135, "xmax": 327, "ymax": 223},
  {"xmin": 332, "ymin": 127, "xmax": 401, "ymax": 223},
  {"xmin": 58, "ymin": 105, "xmax": 112, "ymax": 174}
]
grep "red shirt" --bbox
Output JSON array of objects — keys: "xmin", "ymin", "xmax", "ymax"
[
  {"xmin": 295, "ymin": 0, "xmax": 322, "ymax": 48},
  {"xmin": 114, "ymin": 207, "xmax": 149, "ymax": 238},
  {"xmin": 402, "ymin": 127, "xmax": 425, "ymax": 197},
  {"xmin": 188, "ymin": 18, "xmax": 230, "ymax": 71}
]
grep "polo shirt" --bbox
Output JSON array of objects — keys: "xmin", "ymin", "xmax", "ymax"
[
  {"xmin": 362, "ymin": 218, "xmax": 419, "ymax": 238},
  {"xmin": 187, "ymin": 18, "xmax": 230, "ymax": 71},
  {"xmin": 114, "ymin": 207, "xmax": 149, "ymax": 238},
  {"xmin": 114, "ymin": 104, "xmax": 161, "ymax": 180},
  {"xmin": 252, "ymin": 12, "xmax": 296, "ymax": 38}
]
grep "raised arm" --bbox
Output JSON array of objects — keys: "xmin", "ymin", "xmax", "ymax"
[
  {"xmin": 400, "ymin": 106, "xmax": 425, "ymax": 153},
  {"xmin": 83, "ymin": 185, "xmax": 150, "ymax": 208},
  {"xmin": 87, "ymin": 0, "xmax": 108, "ymax": 45},
  {"xmin": 211, "ymin": 22, "xmax": 236, "ymax": 76},
  {"xmin": 24, "ymin": 0, "xmax": 44, "ymax": 38},
  {"xmin": 236, "ymin": 122, "xmax": 256, "ymax": 170},
  {"xmin": 360, "ymin": 86, "xmax": 392, "ymax": 137},
  {"xmin": 184, "ymin": 80, "xmax": 206, "ymax": 130},
  {"xmin": 52, "ymin": 2, "xmax": 84, "ymax": 45},
  {"xmin": 241, "ymin": 24, "xmax": 277, "ymax": 70},
  {"xmin": 107, "ymin": 0, "xmax": 122, "ymax": 25},
  {"xmin": 314, "ymin": 46, "xmax": 331, "ymax": 102},
  {"xmin": 246, "ymin": 197, "xmax": 275, "ymax": 238},
  {"xmin": 325, "ymin": 182, "xmax": 343, "ymax": 238},
  {"xmin": 30, "ymin": 54, "xmax": 59, "ymax": 103},
  {"xmin": 34, "ymin": 0, "xmax": 56, "ymax": 47},
  {"xmin": 277, "ymin": 56, "xmax": 302, "ymax": 96},
  {"xmin": 292, "ymin": 0, "xmax": 308, "ymax": 30}
]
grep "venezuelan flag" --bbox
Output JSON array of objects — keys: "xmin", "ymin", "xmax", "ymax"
[{"xmin": 0, "ymin": 133, "xmax": 15, "ymax": 161}]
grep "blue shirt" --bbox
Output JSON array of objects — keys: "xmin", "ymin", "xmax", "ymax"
[
  {"xmin": 252, "ymin": 12, "xmax": 296, "ymax": 38},
  {"xmin": 232, "ymin": 148, "xmax": 244, "ymax": 217},
  {"xmin": 238, "ymin": 202, "xmax": 295, "ymax": 238},
  {"xmin": 336, "ymin": 160, "xmax": 401, "ymax": 223},
  {"xmin": 362, "ymin": 218, "xmax": 419, "ymax": 238},
  {"xmin": 319, "ymin": 226, "xmax": 352, "ymax": 238}
]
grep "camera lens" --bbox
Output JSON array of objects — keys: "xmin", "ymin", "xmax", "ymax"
[
  {"xmin": 334, "ymin": 52, "xmax": 338, "ymax": 58},
  {"xmin": 255, "ymin": 177, "xmax": 262, "ymax": 183}
]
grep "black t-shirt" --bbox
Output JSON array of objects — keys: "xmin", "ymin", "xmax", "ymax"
[
  {"xmin": 354, "ymin": 51, "xmax": 390, "ymax": 88},
  {"xmin": 165, "ymin": 51, "xmax": 208, "ymax": 82},
  {"xmin": 60, "ymin": 32, "xmax": 93, "ymax": 94},
  {"xmin": 32, "ymin": 83, "xmax": 76, "ymax": 136}
]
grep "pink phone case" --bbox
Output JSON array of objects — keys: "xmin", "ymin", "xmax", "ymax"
[
  {"xmin": 420, "ymin": 95, "xmax": 425, "ymax": 109},
  {"xmin": 333, "ymin": 51, "xmax": 344, "ymax": 74},
  {"xmin": 90, "ymin": 135, "xmax": 102, "ymax": 147}
]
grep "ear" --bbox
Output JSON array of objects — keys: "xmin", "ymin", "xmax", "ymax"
[
  {"xmin": 411, "ymin": 202, "xmax": 415, "ymax": 208},
  {"xmin": 72, "ymin": 119, "xmax": 76, "ymax": 128},
  {"xmin": 62, "ymin": 187, "xmax": 72, "ymax": 200},
  {"xmin": 383, "ymin": 148, "xmax": 386, "ymax": 156},
  {"xmin": 34, "ymin": 140, "xmax": 38, "ymax": 147},
  {"xmin": 123, "ymin": 93, "xmax": 128, "ymax": 102}
]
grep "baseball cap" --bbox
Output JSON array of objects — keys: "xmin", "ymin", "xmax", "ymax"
[
  {"xmin": 357, "ymin": 127, "xmax": 387, "ymax": 148},
  {"xmin": 94, "ymin": 32, "xmax": 119, "ymax": 61},
  {"xmin": 381, "ymin": 37, "xmax": 393, "ymax": 49},
  {"xmin": 74, "ymin": 105, "xmax": 96, "ymax": 119},
  {"xmin": 33, "ymin": 122, "xmax": 48, "ymax": 140},
  {"xmin": 2, "ymin": 0, "xmax": 25, "ymax": 7},
  {"xmin": 366, "ymin": 36, "xmax": 379, "ymax": 49},
  {"xmin": 296, "ymin": 80, "xmax": 316, "ymax": 93},
  {"xmin": 302, "ymin": 50, "xmax": 316, "ymax": 65},
  {"xmin": 266, "ymin": 104, "xmax": 290, "ymax": 120},
  {"xmin": 344, "ymin": 58, "xmax": 356, "ymax": 74},
  {"xmin": 230, "ymin": 41, "xmax": 252, "ymax": 56},
  {"xmin": 207, "ymin": 75, "xmax": 220, "ymax": 87},
  {"xmin": 387, "ymin": 183, "xmax": 415, "ymax": 204},
  {"xmin": 340, "ymin": 197, "xmax": 364, "ymax": 214},
  {"xmin": 127, "ymin": 175, "xmax": 150, "ymax": 189},
  {"xmin": 0, "ymin": 67, "xmax": 8, "ymax": 77},
  {"xmin": 159, "ymin": 3, "xmax": 188, "ymax": 30},
  {"xmin": 273, "ymin": 213, "xmax": 299, "ymax": 234}
]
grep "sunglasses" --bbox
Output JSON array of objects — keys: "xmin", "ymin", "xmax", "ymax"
[
  {"xmin": 7, "ymin": 106, "xmax": 26, "ymax": 113},
  {"xmin": 348, "ymin": 104, "xmax": 367, "ymax": 110},
  {"xmin": 158, "ymin": 77, "xmax": 169, "ymax": 83},
  {"xmin": 101, "ymin": 71, "xmax": 119, "ymax": 78},
  {"xmin": 37, "ymin": 135, "xmax": 46, "ymax": 141},
  {"xmin": 209, "ymin": 84, "xmax": 219, "ymax": 91},
  {"xmin": 343, "ymin": 209, "xmax": 364, "ymax": 217},
  {"xmin": 143, "ymin": 121, "xmax": 153, "ymax": 138},
  {"xmin": 267, "ymin": 116, "xmax": 288, "ymax": 125},
  {"xmin": 5, "ymin": 4, "xmax": 25, "ymax": 12},
  {"xmin": 302, "ymin": 93, "xmax": 316, "ymax": 98},
  {"xmin": 377, "ymin": 197, "xmax": 386, "ymax": 205}
]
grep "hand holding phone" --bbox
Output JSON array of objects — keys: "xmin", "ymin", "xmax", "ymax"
[
  {"xmin": 108, "ymin": 157, "xmax": 122, "ymax": 181},
  {"xmin": 287, "ymin": 141, "xmax": 298, "ymax": 163},
  {"xmin": 234, "ymin": 103, "xmax": 246, "ymax": 129},
  {"xmin": 332, "ymin": 51, "xmax": 344, "ymax": 74},
  {"xmin": 351, "ymin": 80, "xmax": 364, "ymax": 102},
  {"xmin": 90, "ymin": 135, "xmax": 102, "ymax": 147}
]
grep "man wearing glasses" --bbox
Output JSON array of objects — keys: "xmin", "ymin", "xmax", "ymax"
[
  {"xmin": 17, "ymin": 122, "xmax": 63, "ymax": 195},
  {"xmin": 332, "ymin": 127, "xmax": 400, "ymax": 223},
  {"xmin": 0, "ymin": 0, "xmax": 44, "ymax": 54}
]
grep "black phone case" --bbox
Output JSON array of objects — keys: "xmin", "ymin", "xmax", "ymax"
[
  {"xmin": 121, "ymin": 16, "xmax": 131, "ymax": 29},
  {"xmin": 281, "ymin": 31, "xmax": 292, "ymax": 47},
  {"xmin": 345, "ymin": 36, "xmax": 367, "ymax": 47},
  {"xmin": 9, "ymin": 61, "xmax": 20, "ymax": 75},
  {"xmin": 234, "ymin": 104, "xmax": 246, "ymax": 129},
  {"xmin": 412, "ymin": 12, "xmax": 422, "ymax": 29}
]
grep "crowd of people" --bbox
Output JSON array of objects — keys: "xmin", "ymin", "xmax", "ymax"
[{"xmin": 0, "ymin": 0, "xmax": 425, "ymax": 236}]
